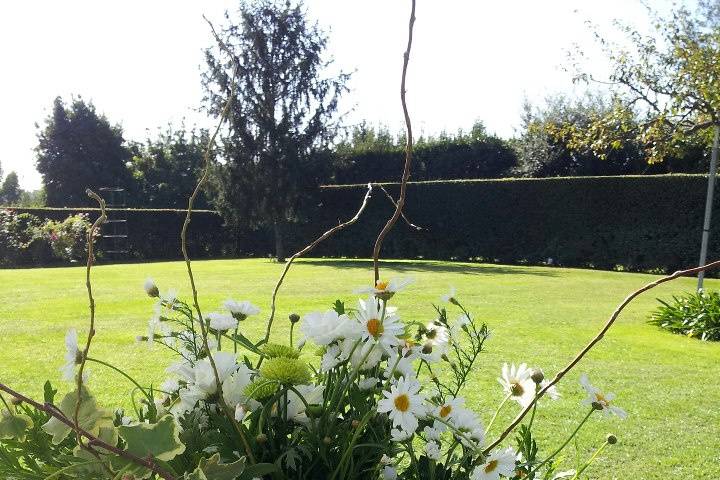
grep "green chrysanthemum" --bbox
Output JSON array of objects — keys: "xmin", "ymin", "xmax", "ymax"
[
  {"xmin": 243, "ymin": 379, "xmax": 278, "ymax": 400},
  {"xmin": 259, "ymin": 357, "xmax": 311, "ymax": 385},
  {"xmin": 261, "ymin": 342, "xmax": 300, "ymax": 359}
]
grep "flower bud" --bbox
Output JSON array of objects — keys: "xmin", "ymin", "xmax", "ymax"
[
  {"xmin": 144, "ymin": 278, "xmax": 159, "ymax": 298},
  {"xmin": 591, "ymin": 401, "xmax": 605, "ymax": 411},
  {"xmin": 323, "ymin": 436, "xmax": 332, "ymax": 445},
  {"xmin": 256, "ymin": 433, "xmax": 268, "ymax": 444},
  {"xmin": 606, "ymin": 433, "xmax": 617, "ymax": 445},
  {"xmin": 530, "ymin": 369, "xmax": 544, "ymax": 384},
  {"xmin": 289, "ymin": 313, "xmax": 300, "ymax": 324},
  {"xmin": 306, "ymin": 404, "xmax": 323, "ymax": 418},
  {"xmin": 351, "ymin": 419, "xmax": 360, "ymax": 428},
  {"xmin": 121, "ymin": 475, "xmax": 137, "ymax": 480}
]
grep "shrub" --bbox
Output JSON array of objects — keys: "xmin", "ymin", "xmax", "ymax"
[
  {"xmin": 40, "ymin": 213, "xmax": 94, "ymax": 262},
  {"xmin": 650, "ymin": 290, "xmax": 720, "ymax": 341},
  {"xmin": 0, "ymin": 210, "xmax": 47, "ymax": 266}
]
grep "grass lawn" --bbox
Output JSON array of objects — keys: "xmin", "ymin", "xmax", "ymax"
[{"xmin": 1, "ymin": 258, "xmax": 719, "ymax": 479}]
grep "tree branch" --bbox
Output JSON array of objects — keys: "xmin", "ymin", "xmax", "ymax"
[
  {"xmin": 372, "ymin": 0, "xmax": 416, "ymax": 283},
  {"xmin": 376, "ymin": 184, "xmax": 423, "ymax": 231},
  {"xmin": 484, "ymin": 258, "xmax": 720, "ymax": 453}
]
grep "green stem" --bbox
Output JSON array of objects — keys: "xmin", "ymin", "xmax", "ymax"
[
  {"xmin": 330, "ymin": 409, "xmax": 375, "ymax": 480},
  {"xmin": 484, "ymin": 394, "xmax": 511, "ymax": 435},
  {"xmin": 0, "ymin": 392, "xmax": 13, "ymax": 415},
  {"xmin": 570, "ymin": 441, "xmax": 609, "ymax": 480},
  {"xmin": 86, "ymin": 357, "xmax": 152, "ymax": 404},
  {"xmin": 529, "ymin": 409, "xmax": 595, "ymax": 476}
]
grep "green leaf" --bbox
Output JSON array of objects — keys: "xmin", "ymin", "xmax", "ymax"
[
  {"xmin": 191, "ymin": 453, "xmax": 246, "ymax": 480},
  {"xmin": 41, "ymin": 388, "xmax": 113, "ymax": 445},
  {"xmin": 117, "ymin": 415, "xmax": 185, "ymax": 462},
  {"xmin": 0, "ymin": 410, "xmax": 33, "ymax": 442},
  {"xmin": 238, "ymin": 463, "xmax": 278, "ymax": 480}
]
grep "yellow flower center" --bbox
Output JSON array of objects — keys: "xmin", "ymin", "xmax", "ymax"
[
  {"xmin": 375, "ymin": 281, "xmax": 389, "ymax": 291},
  {"xmin": 595, "ymin": 393, "xmax": 609, "ymax": 406},
  {"xmin": 394, "ymin": 393, "xmax": 410, "ymax": 412},
  {"xmin": 439, "ymin": 404, "xmax": 452, "ymax": 418},
  {"xmin": 484, "ymin": 460, "xmax": 498, "ymax": 474},
  {"xmin": 367, "ymin": 318, "xmax": 384, "ymax": 339}
]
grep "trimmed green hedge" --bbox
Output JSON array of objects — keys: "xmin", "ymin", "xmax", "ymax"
[
  {"xmin": 302, "ymin": 175, "xmax": 716, "ymax": 273},
  {"xmin": 4, "ymin": 175, "xmax": 717, "ymax": 274}
]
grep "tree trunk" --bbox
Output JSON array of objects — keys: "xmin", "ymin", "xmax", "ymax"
[{"xmin": 273, "ymin": 219, "xmax": 286, "ymax": 263}]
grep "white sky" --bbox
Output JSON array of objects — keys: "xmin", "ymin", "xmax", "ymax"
[{"xmin": 0, "ymin": 0, "xmax": 669, "ymax": 190}]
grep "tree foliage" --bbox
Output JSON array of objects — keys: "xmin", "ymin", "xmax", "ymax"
[
  {"xmin": 0, "ymin": 172, "xmax": 21, "ymax": 205},
  {"xmin": 203, "ymin": 0, "xmax": 349, "ymax": 261},
  {"xmin": 35, "ymin": 96, "xmax": 132, "ymax": 207}
]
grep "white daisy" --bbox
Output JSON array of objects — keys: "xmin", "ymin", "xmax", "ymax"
[
  {"xmin": 355, "ymin": 297, "xmax": 404, "ymax": 353},
  {"xmin": 143, "ymin": 277, "xmax": 159, "ymax": 297},
  {"xmin": 321, "ymin": 344, "xmax": 343, "ymax": 372},
  {"xmin": 425, "ymin": 441, "xmax": 441, "ymax": 460},
  {"xmin": 222, "ymin": 363, "xmax": 254, "ymax": 408},
  {"xmin": 224, "ymin": 299, "xmax": 260, "ymax": 320},
  {"xmin": 301, "ymin": 310, "xmax": 360, "ymax": 346},
  {"xmin": 346, "ymin": 339, "xmax": 384, "ymax": 370},
  {"xmin": 61, "ymin": 328, "xmax": 82, "ymax": 381},
  {"xmin": 390, "ymin": 427, "xmax": 413, "ymax": 442},
  {"xmin": 470, "ymin": 447, "xmax": 517, "ymax": 480},
  {"xmin": 283, "ymin": 384, "xmax": 325, "ymax": 424},
  {"xmin": 207, "ymin": 312, "xmax": 238, "ymax": 332},
  {"xmin": 423, "ymin": 424, "xmax": 443, "ymax": 441},
  {"xmin": 355, "ymin": 278, "xmax": 412, "ymax": 300},
  {"xmin": 539, "ymin": 379, "xmax": 560, "ymax": 400},
  {"xmin": 580, "ymin": 374, "xmax": 627, "ymax": 419},
  {"xmin": 160, "ymin": 289, "xmax": 178, "ymax": 305},
  {"xmin": 377, "ymin": 377, "xmax": 425, "ymax": 433},
  {"xmin": 358, "ymin": 377, "xmax": 379, "ymax": 391},
  {"xmin": 498, "ymin": 363, "xmax": 535, "ymax": 407},
  {"xmin": 435, "ymin": 397, "xmax": 465, "ymax": 423},
  {"xmin": 425, "ymin": 321, "xmax": 450, "ymax": 347},
  {"xmin": 450, "ymin": 407, "xmax": 485, "ymax": 448},
  {"xmin": 178, "ymin": 352, "xmax": 239, "ymax": 411},
  {"xmin": 383, "ymin": 465, "xmax": 398, "ymax": 480},
  {"xmin": 383, "ymin": 351, "xmax": 416, "ymax": 382},
  {"xmin": 450, "ymin": 314, "xmax": 472, "ymax": 341}
]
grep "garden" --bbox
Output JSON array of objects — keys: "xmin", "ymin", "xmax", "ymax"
[{"xmin": 2, "ymin": 0, "xmax": 720, "ymax": 479}]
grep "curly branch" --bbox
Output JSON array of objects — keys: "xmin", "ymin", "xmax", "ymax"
[
  {"xmin": 377, "ymin": 184, "xmax": 423, "ymax": 231},
  {"xmin": 372, "ymin": 0, "xmax": 416, "ymax": 283}
]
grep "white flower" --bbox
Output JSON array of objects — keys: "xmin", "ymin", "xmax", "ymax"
[
  {"xmin": 498, "ymin": 363, "xmax": 535, "ymax": 407},
  {"xmin": 355, "ymin": 278, "xmax": 412, "ymax": 299},
  {"xmin": 222, "ymin": 363, "xmax": 254, "ymax": 408},
  {"xmin": 440, "ymin": 286, "xmax": 457, "ymax": 303},
  {"xmin": 284, "ymin": 384, "xmax": 324, "ymax": 424},
  {"xmin": 424, "ymin": 424, "xmax": 443, "ymax": 441},
  {"xmin": 377, "ymin": 377, "xmax": 425, "ymax": 433},
  {"xmin": 207, "ymin": 312, "xmax": 238, "ymax": 332},
  {"xmin": 177, "ymin": 351, "xmax": 239, "ymax": 412},
  {"xmin": 470, "ymin": 447, "xmax": 517, "ymax": 480},
  {"xmin": 435, "ymin": 397, "xmax": 465, "ymax": 422},
  {"xmin": 321, "ymin": 344, "xmax": 343, "ymax": 372},
  {"xmin": 301, "ymin": 310, "xmax": 360, "ymax": 346},
  {"xmin": 160, "ymin": 289, "xmax": 178, "ymax": 305},
  {"xmin": 224, "ymin": 299, "xmax": 260, "ymax": 320},
  {"xmin": 380, "ymin": 454, "xmax": 393, "ymax": 465},
  {"xmin": 355, "ymin": 297, "xmax": 404, "ymax": 353},
  {"xmin": 161, "ymin": 378, "xmax": 180, "ymax": 393},
  {"xmin": 346, "ymin": 339, "xmax": 383, "ymax": 370},
  {"xmin": 580, "ymin": 374, "xmax": 627, "ymax": 419},
  {"xmin": 425, "ymin": 441, "xmax": 442, "ymax": 460},
  {"xmin": 383, "ymin": 465, "xmax": 398, "ymax": 480},
  {"xmin": 450, "ymin": 407, "xmax": 485, "ymax": 448},
  {"xmin": 450, "ymin": 314, "xmax": 471, "ymax": 341},
  {"xmin": 143, "ymin": 277, "xmax": 159, "ymax": 297},
  {"xmin": 539, "ymin": 379, "xmax": 560, "ymax": 400},
  {"xmin": 390, "ymin": 427, "xmax": 413, "ymax": 442},
  {"xmin": 425, "ymin": 321, "xmax": 449, "ymax": 347},
  {"xmin": 358, "ymin": 377, "xmax": 379, "ymax": 391},
  {"xmin": 235, "ymin": 404, "xmax": 247, "ymax": 422},
  {"xmin": 61, "ymin": 328, "xmax": 81, "ymax": 381},
  {"xmin": 383, "ymin": 351, "xmax": 416, "ymax": 382}
]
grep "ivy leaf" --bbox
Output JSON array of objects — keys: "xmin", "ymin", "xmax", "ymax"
[
  {"xmin": 41, "ymin": 388, "xmax": 113, "ymax": 445},
  {"xmin": 190, "ymin": 453, "xmax": 246, "ymax": 480},
  {"xmin": 118, "ymin": 415, "xmax": 185, "ymax": 462},
  {"xmin": 238, "ymin": 463, "xmax": 278, "ymax": 480},
  {"xmin": 0, "ymin": 410, "xmax": 34, "ymax": 442}
]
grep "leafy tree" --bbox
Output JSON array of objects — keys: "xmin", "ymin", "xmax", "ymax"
[
  {"xmin": 0, "ymin": 171, "xmax": 22, "ymax": 205},
  {"xmin": 572, "ymin": 0, "xmax": 720, "ymax": 163},
  {"xmin": 203, "ymin": 0, "xmax": 348, "ymax": 261},
  {"xmin": 129, "ymin": 126, "xmax": 211, "ymax": 208},
  {"xmin": 35, "ymin": 96, "xmax": 132, "ymax": 207}
]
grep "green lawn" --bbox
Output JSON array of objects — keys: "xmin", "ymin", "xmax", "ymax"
[{"xmin": 1, "ymin": 258, "xmax": 718, "ymax": 479}]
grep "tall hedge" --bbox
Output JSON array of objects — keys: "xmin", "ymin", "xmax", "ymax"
[
  {"xmin": 301, "ymin": 175, "xmax": 717, "ymax": 273},
  {"xmin": 4, "ymin": 175, "xmax": 718, "ymax": 274}
]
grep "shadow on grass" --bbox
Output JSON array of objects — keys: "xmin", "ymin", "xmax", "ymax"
[{"xmin": 292, "ymin": 259, "xmax": 559, "ymax": 277}]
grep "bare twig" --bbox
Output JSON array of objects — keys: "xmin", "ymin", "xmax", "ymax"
[
  {"xmin": 74, "ymin": 189, "xmax": 107, "ymax": 442},
  {"xmin": 0, "ymin": 383, "xmax": 176, "ymax": 480},
  {"xmin": 377, "ymin": 184, "xmax": 423, "ymax": 231},
  {"xmin": 261, "ymin": 183, "xmax": 374, "ymax": 346},
  {"xmin": 180, "ymin": 16, "xmax": 255, "ymax": 463},
  {"xmin": 372, "ymin": 0, "xmax": 416, "ymax": 283},
  {"xmin": 484, "ymin": 259, "xmax": 720, "ymax": 453}
]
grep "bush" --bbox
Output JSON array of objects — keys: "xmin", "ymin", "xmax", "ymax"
[
  {"xmin": 650, "ymin": 290, "xmax": 720, "ymax": 341},
  {"xmin": 0, "ymin": 210, "xmax": 47, "ymax": 266},
  {"xmin": 40, "ymin": 213, "xmax": 94, "ymax": 262}
]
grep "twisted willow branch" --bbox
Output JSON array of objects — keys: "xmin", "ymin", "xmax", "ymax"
[
  {"xmin": 0, "ymin": 383, "xmax": 176, "ymax": 480},
  {"xmin": 261, "ymin": 183, "xmax": 374, "ymax": 347},
  {"xmin": 73, "ymin": 189, "xmax": 107, "ymax": 467},
  {"xmin": 372, "ymin": 0, "xmax": 416, "ymax": 283},
  {"xmin": 377, "ymin": 184, "xmax": 423, "ymax": 231},
  {"xmin": 484, "ymin": 258, "xmax": 720, "ymax": 453}
]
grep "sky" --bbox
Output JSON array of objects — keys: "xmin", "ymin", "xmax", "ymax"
[{"xmin": 0, "ymin": 0, "xmax": 670, "ymax": 190}]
